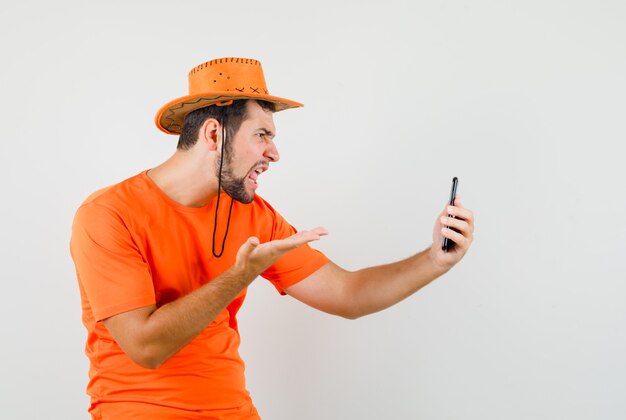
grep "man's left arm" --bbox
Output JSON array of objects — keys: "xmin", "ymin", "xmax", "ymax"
[{"xmin": 285, "ymin": 198, "xmax": 474, "ymax": 319}]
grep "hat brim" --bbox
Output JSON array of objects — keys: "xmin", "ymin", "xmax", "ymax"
[{"xmin": 155, "ymin": 92, "xmax": 303, "ymax": 135}]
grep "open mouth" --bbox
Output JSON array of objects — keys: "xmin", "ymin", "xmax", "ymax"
[{"xmin": 247, "ymin": 165, "xmax": 267, "ymax": 188}]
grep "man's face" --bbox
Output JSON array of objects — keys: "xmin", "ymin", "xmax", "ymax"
[{"xmin": 216, "ymin": 101, "xmax": 279, "ymax": 204}]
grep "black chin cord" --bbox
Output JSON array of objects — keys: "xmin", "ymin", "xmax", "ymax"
[{"xmin": 212, "ymin": 121, "xmax": 234, "ymax": 258}]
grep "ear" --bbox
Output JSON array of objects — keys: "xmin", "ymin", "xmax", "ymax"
[{"xmin": 199, "ymin": 118, "xmax": 221, "ymax": 151}]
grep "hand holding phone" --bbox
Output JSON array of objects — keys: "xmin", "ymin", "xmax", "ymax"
[{"xmin": 442, "ymin": 177, "xmax": 458, "ymax": 252}]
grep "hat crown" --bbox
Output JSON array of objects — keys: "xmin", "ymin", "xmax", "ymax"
[
  {"xmin": 155, "ymin": 56, "xmax": 302, "ymax": 135},
  {"xmin": 188, "ymin": 57, "xmax": 269, "ymax": 97}
]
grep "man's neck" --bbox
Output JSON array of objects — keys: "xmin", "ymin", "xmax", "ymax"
[{"xmin": 147, "ymin": 151, "xmax": 219, "ymax": 208}]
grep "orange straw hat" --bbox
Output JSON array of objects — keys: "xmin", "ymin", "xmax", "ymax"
[{"xmin": 155, "ymin": 57, "xmax": 303, "ymax": 135}]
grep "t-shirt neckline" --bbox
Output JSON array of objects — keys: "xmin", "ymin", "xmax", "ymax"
[{"xmin": 140, "ymin": 170, "xmax": 220, "ymax": 214}]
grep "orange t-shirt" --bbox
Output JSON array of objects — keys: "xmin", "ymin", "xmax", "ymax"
[{"xmin": 70, "ymin": 171, "xmax": 329, "ymax": 418}]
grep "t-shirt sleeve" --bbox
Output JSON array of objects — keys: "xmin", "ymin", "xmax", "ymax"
[
  {"xmin": 260, "ymin": 204, "xmax": 330, "ymax": 295},
  {"xmin": 70, "ymin": 202, "xmax": 156, "ymax": 322}
]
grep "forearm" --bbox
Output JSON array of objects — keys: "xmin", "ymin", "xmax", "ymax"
[
  {"xmin": 106, "ymin": 266, "xmax": 255, "ymax": 369},
  {"xmin": 345, "ymin": 246, "xmax": 449, "ymax": 318}
]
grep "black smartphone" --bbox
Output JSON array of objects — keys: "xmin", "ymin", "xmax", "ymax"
[{"xmin": 442, "ymin": 177, "xmax": 459, "ymax": 252}]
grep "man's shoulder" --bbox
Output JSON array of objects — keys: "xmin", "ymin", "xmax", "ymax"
[
  {"xmin": 82, "ymin": 171, "xmax": 146, "ymax": 203},
  {"xmin": 81, "ymin": 185, "xmax": 115, "ymax": 207},
  {"xmin": 76, "ymin": 171, "xmax": 148, "ymax": 217}
]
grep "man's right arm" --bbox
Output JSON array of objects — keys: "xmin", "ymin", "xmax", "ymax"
[{"xmin": 102, "ymin": 229, "xmax": 327, "ymax": 369}]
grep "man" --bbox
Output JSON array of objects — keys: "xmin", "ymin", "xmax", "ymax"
[{"xmin": 70, "ymin": 57, "xmax": 474, "ymax": 419}]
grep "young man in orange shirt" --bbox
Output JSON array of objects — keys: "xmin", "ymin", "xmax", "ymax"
[{"xmin": 70, "ymin": 57, "xmax": 475, "ymax": 419}]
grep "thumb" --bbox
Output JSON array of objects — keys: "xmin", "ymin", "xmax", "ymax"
[{"xmin": 237, "ymin": 236, "xmax": 260, "ymax": 259}]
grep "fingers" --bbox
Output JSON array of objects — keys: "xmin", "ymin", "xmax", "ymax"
[
  {"xmin": 300, "ymin": 226, "xmax": 329, "ymax": 240},
  {"xmin": 280, "ymin": 226, "xmax": 329, "ymax": 251},
  {"xmin": 444, "ymin": 197, "xmax": 474, "ymax": 230},
  {"xmin": 437, "ymin": 196, "xmax": 474, "ymax": 253},
  {"xmin": 441, "ymin": 225, "xmax": 470, "ymax": 249},
  {"xmin": 439, "ymin": 215, "xmax": 470, "ymax": 236}
]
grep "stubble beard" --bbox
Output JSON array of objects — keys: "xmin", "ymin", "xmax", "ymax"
[{"xmin": 215, "ymin": 150, "xmax": 255, "ymax": 204}]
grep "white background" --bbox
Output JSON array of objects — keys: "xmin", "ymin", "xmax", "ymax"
[{"xmin": 1, "ymin": 1, "xmax": 625, "ymax": 419}]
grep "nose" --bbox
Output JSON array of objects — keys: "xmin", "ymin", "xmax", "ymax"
[{"xmin": 264, "ymin": 140, "xmax": 280, "ymax": 163}]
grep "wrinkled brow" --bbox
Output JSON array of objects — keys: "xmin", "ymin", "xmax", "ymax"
[{"xmin": 257, "ymin": 127, "xmax": 275, "ymax": 138}]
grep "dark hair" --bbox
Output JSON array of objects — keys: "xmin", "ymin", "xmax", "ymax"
[{"xmin": 177, "ymin": 99, "xmax": 276, "ymax": 150}]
